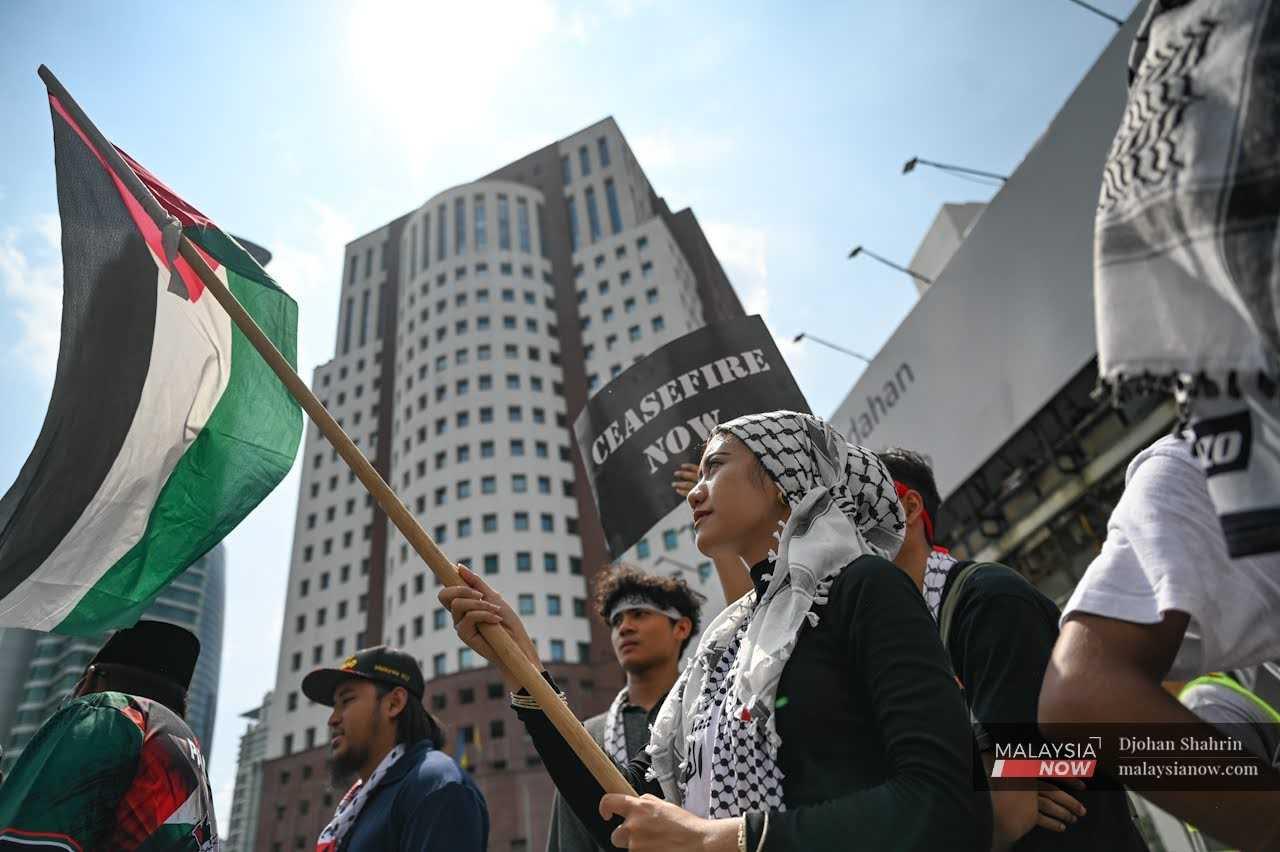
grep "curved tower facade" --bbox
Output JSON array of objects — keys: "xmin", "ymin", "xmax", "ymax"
[{"xmin": 259, "ymin": 117, "xmax": 746, "ymax": 852}]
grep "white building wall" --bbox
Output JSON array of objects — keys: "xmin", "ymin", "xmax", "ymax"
[
  {"xmin": 267, "ymin": 227, "xmax": 391, "ymax": 759},
  {"xmin": 267, "ymin": 118, "xmax": 736, "ymax": 760}
]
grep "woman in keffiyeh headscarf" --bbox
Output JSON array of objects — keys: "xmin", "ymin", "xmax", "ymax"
[{"xmin": 441, "ymin": 411, "xmax": 991, "ymax": 852}]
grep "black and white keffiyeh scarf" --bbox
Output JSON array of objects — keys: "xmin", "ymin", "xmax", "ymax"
[
  {"xmin": 923, "ymin": 547, "xmax": 959, "ymax": 621},
  {"xmin": 602, "ymin": 686, "xmax": 631, "ymax": 764},
  {"xmin": 1094, "ymin": 0, "xmax": 1280, "ymax": 416},
  {"xmin": 316, "ymin": 743, "xmax": 405, "ymax": 852},
  {"xmin": 647, "ymin": 411, "xmax": 905, "ymax": 819}
]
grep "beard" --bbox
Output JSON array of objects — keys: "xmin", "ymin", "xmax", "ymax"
[{"xmin": 327, "ymin": 739, "xmax": 368, "ymax": 791}]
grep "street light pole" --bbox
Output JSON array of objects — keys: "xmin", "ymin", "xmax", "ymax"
[
  {"xmin": 792, "ymin": 332, "xmax": 873, "ymax": 364},
  {"xmin": 1063, "ymin": 0, "xmax": 1123, "ymax": 27},
  {"xmin": 848, "ymin": 245, "xmax": 934, "ymax": 287},
  {"xmin": 901, "ymin": 157, "xmax": 1008, "ymax": 182}
]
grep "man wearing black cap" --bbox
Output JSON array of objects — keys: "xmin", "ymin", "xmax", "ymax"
[
  {"xmin": 303, "ymin": 644, "xmax": 488, "ymax": 852},
  {"xmin": 0, "ymin": 619, "xmax": 218, "ymax": 850}
]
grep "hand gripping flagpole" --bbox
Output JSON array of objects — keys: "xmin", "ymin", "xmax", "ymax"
[
  {"xmin": 37, "ymin": 61, "xmax": 631, "ymax": 798},
  {"xmin": 176, "ymin": 238, "xmax": 635, "ymax": 797}
]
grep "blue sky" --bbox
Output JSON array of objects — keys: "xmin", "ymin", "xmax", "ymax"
[{"xmin": 0, "ymin": 0, "xmax": 1137, "ymax": 822}]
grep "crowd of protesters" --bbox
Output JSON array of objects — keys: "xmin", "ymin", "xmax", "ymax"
[{"xmin": 4, "ymin": 1, "xmax": 1280, "ymax": 849}]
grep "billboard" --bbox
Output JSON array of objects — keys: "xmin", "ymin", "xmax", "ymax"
[{"xmin": 831, "ymin": 13, "xmax": 1140, "ymax": 499}]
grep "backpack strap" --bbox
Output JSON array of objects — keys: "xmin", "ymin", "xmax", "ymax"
[{"xmin": 938, "ymin": 561, "xmax": 989, "ymax": 653}]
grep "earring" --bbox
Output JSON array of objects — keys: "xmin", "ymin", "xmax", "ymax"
[{"xmin": 777, "ymin": 492, "xmax": 787, "ymax": 508}]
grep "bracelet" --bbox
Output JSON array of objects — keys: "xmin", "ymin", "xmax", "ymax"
[
  {"xmin": 737, "ymin": 817, "xmax": 747, "ymax": 852},
  {"xmin": 509, "ymin": 690, "xmax": 567, "ymax": 710},
  {"xmin": 756, "ymin": 812, "xmax": 769, "ymax": 852}
]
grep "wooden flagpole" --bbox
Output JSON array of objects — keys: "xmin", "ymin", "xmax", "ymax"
[{"xmin": 177, "ymin": 237, "xmax": 636, "ymax": 798}]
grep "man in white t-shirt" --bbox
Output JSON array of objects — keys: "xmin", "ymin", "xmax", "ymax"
[{"xmin": 1039, "ymin": 435, "xmax": 1280, "ymax": 848}]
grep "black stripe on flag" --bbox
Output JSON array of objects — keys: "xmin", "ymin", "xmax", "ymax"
[{"xmin": 0, "ymin": 102, "xmax": 158, "ymax": 601}]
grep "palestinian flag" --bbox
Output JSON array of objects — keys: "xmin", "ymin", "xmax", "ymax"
[{"xmin": 0, "ymin": 67, "xmax": 302, "ymax": 634}]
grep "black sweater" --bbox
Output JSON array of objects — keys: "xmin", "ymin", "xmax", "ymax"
[{"xmin": 516, "ymin": 555, "xmax": 992, "ymax": 851}]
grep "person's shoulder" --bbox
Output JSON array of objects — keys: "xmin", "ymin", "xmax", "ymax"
[
  {"xmin": 961, "ymin": 563, "xmax": 1055, "ymax": 610},
  {"xmin": 404, "ymin": 746, "xmax": 485, "ymax": 799},
  {"xmin": 582, "ymin": 711, "xmax": 608, "ymax": 742},
  {"xmin": 1124, "ymin": 434, "xmax": 1204, "ymax": 492},
  {"xmin": 832, "ymin": 553, "xmax": 919, "ymax": 601}
]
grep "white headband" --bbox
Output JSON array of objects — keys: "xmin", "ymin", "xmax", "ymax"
[{"xmin": 606, "ymin": 595, "xmax": 684, "ymax": 625}]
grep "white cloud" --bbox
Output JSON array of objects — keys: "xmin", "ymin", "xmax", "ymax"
[
  {"xmin": 702, "ymin": 221, "xmax": 807, "ymax": 369},
  {"xmin": 629, "ymin": 127, "xmax": 736, "ymax": 171},
  {"xmin": 0, "ymin": 215, "xmax": 63, "ymax": 385},
  {"xmin": 343, "ymin": 0, "xmax": 561, "ymax": 172},
  {"xmin": 266, "ymin": 200, "xmax": 358, "ymax": 374}
]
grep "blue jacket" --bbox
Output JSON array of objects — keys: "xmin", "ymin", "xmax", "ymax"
[{"xmin": 342, "ymin": 740, "xmax": 488, "ymax": 852}]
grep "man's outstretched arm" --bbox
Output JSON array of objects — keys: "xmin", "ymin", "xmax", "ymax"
[{"xmin": 1040, "ymin": 611, "xmax": 1280, "ymax": 850}]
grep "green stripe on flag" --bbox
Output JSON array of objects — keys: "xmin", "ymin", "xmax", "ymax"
[{"xmin": 56, "ymin": 240, "xmax": 301, "ymax": 634}]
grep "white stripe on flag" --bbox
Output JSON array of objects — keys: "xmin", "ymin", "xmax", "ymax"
[{"xmin": 0, "ymin": 251, "xmax": 232, "ymax": 629}]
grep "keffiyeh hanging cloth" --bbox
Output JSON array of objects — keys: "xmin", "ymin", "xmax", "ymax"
[
  {"xmin": 316, "ymin": 743, "xmax": 405, "ymax": 852},
  {"xmin": 1094, "ymin": 0, "xmax": 1280, "ymax": 414},
  {"xmin": 602, "ymin": 687, "xmax": 631, "ymax": 763},
  {"xmin": 647, "ymin": 411, "xmax": 904, "ymax": 819},
  {"xmin": 923, "ymin": 547, "xmax": 959, "ymax": 622}
]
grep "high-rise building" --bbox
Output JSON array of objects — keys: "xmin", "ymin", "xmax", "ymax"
[
  {"xmin": 255, "ymin": 117, "xmax": 743, "ymax": 852},
  {"xmin": 0, "ymin": 543, "xmax": 227, "ymax": 772},
  {"xmin": 224, "ymin": 691, "xmax": 272, "ymax": 852}
]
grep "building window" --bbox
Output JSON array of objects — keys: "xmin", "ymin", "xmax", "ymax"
[
  {"xmin": 514, "ymin": 512, "xmax": 530, "ymax": 531},
  {"xmin": 482, "ymin": 513, "xmax": 498, "ymax": 532},
  {"xmin": 540, "ymin": 513, "xmax": 554, "ymax": 532},
  {"xmin": 584, "ymin": 186, "xmax": 602, "ymax": 243},
  {"xmin": 578, "ymin": 144, "xmax": 590, "ymax": 176},
  {"xmin": 512, "ymin": 474, "xmax": 528, "ymax": 493},
  {"xmin": 474, "ymin": 195, "xmax": 487, "ymax": 251},
  {"xmin": 547, "ymin": 594, "xmax": 562, "ymax": 616},
  {"xmin": 517, "ymin": 551, "xmax": 532, "ymax": 572},
  {"xmin": 484, "ymin": 553, "xmax": 499, "ymax": 574},
  {"xmin": 454, "ymin": 197, "xmax": 466, "ymax": 255},
  {"xmin": 646, "ymin": 287, "xmax": 658, "ymax": 304},
  {"xmin": 516, "ymin": 198, "xmax": 531, "ymax": 253},
  {"xmin": 283, "ymin": 734, "xmax": 293, "ymax": 755},
  {"xmin": 457, "ymin": 517, "xmax": 472, "ymax": 538},
  {"xmin": 641, "ymin": 260, "xmax": 653, "ymax": 278},
  {"xmin": 537, "ymin": 475, "xmax": 552, "ymax": 494},
  {"xmin": 604, "ymin": 178, "xmax": 622, "ymax": 234},
  {"xmin": 628, "ymin": 324, "xmax": 641, "ymax": 342},
  {"xmin": 437, "ymin": 204, "xmax": 447, "ymax": 261},
  {"xmin": 663, "ymin": 529, "xmax": 679, "ymax": 551},
  {"xmin": 652, "ymin": 315, "xmax": 665, "ymax": 332},
  {"xmin": 518, "ymin": 593, "xmax": 535, "ymax": 615},
  {"xmin": 544, "ymin": 552, "xmax": 559, "ymax": 573},
  {"xmin": 550, "ymin": 639, "xmax": 566, "ymax": 662},
  {"xmin": 459, "ymin": 648, "xmax": 476, "ymax": 670},
  {"xmin": 510, "ymin": 439, "xmax": 525, "ymax": 456},
  {"xmin": 567, "ymin": 196, "xmax": 580, "ymax": 253},
  {"xmin": 597, "ymin": 136, "xmax": 611, "ymax": 167},
  {"xmin": 497, "ymin": 194, "xmax": 511, "ymax": 250},
  {"xmin": 481, "ymin": 475, "xmax": 497, "ymax": 495},
  {"xmin": 560, "ymin": 154, "xmax": 571, "ymax": 186},
  {"xmin": 433, "ymin": 653, "xmax": 446, "ymax": 677}
]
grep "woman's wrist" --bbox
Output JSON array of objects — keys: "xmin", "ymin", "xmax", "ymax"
[{"xmin": 702, "ymin": 817, "xmax": 742, "ymax": 852}]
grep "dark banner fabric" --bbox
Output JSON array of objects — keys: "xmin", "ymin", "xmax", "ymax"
[{"xmin": 574, "ymin": 315, "xmax": 809, "ymax": 558}]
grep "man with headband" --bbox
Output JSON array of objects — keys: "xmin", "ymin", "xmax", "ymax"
[
  {"xmin": 546, "ymin": 566, "xmax": 703, "ymax": 852},
  {"xmin": 880, "ymin": 449, "xmax": 1148, "ymax": 852}
]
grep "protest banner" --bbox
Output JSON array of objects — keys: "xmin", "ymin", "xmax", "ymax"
[{"xmin": 575, "ymin": 314, "xmax": 810, "ymax": 557}]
